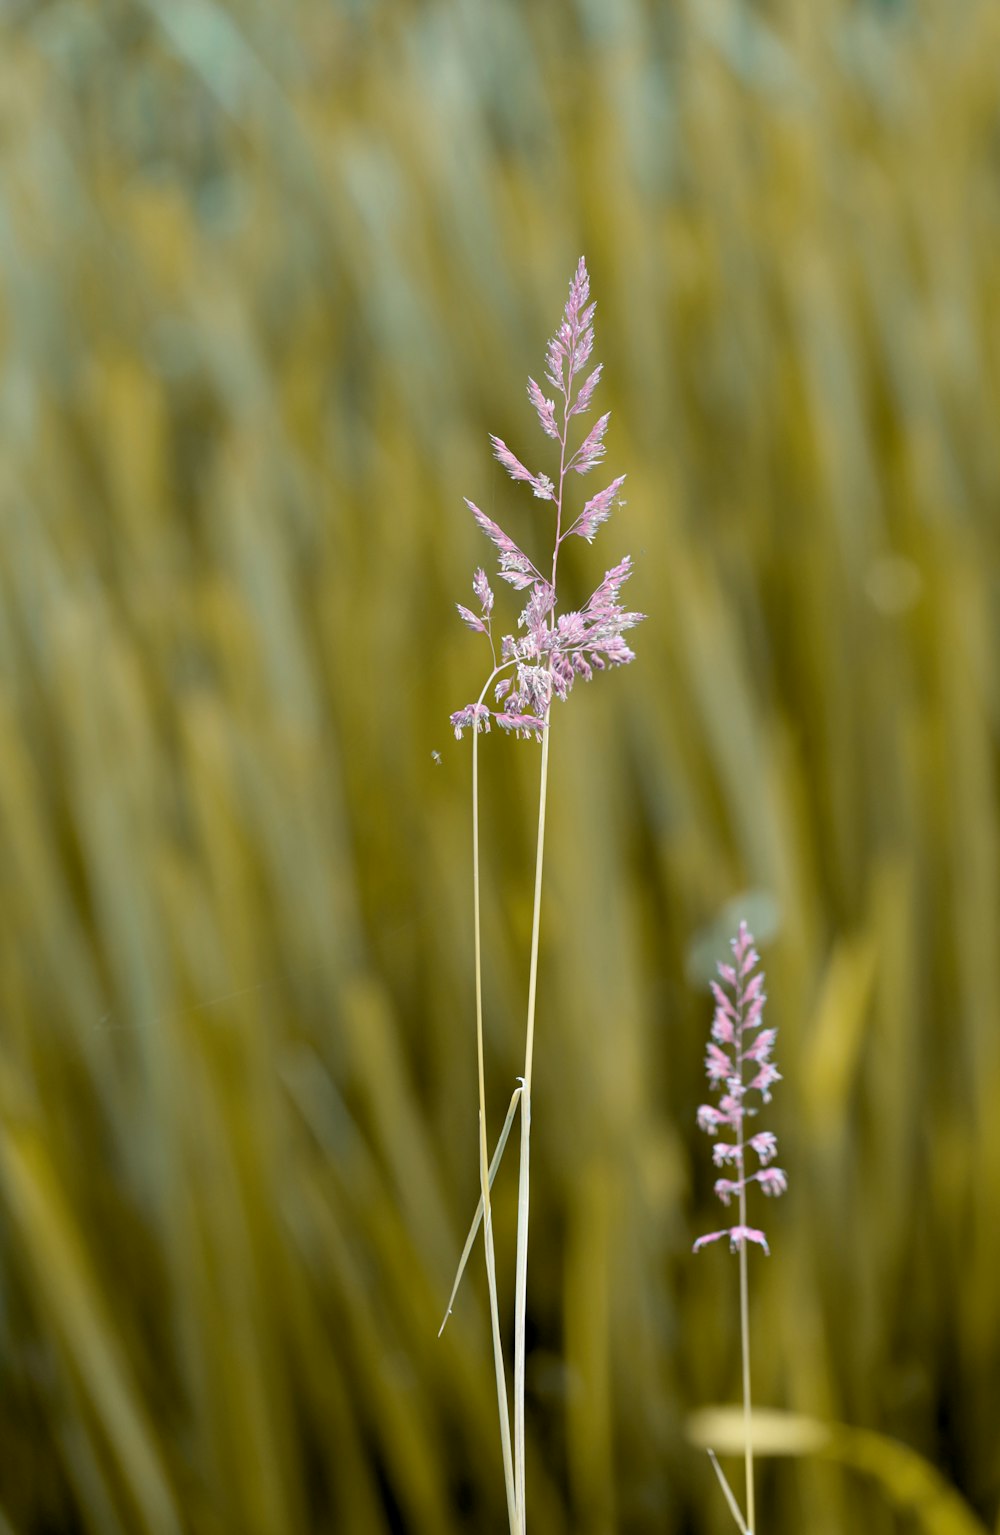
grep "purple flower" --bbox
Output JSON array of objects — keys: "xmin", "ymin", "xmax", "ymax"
[
  {"xmin": 748, "ymin": 1130, "xmax": 777, "ymax": 1165},
  {"xmin": 450, "ymin": 703, "xmax": 492, "ymax": 740},
  {"xmin": 527, "ymin": 377, "xmax": 559, "ymax": 440},
  {"xmin": 693, "ymin": 923, "xmax": 786, "ymax": 1256},
  {"xmin": 456, "ymin": 605, "xmax": 487, "ymax": 634},
  {"xmin": 489, "ymin": 435, "xmax": 555, "ymax": 500},
  {"xmin": 495, "ymin": 712, "xmax": 547, "ymax": 740},
  {"xmin": 570, "ymin": 412, "xmax": 611, "ymax": 474},
  {"xmin": 566, "ymin": 475, "xmax": 627, "ymax": 544},
  {"xmin": 692, "ymin": 1226, "xmax": 770, "ymax": 1256},
  {"xmin": 704, "ymin": 1043, "xmax": 731, "ymax": 1083},
  {"xmin": 456, "ymin": 568, "xmax": 496, "ymax": 636},
  {"xmin": 571, "ymin": 363, "xmax": 602, "ymax": 417},
  {"xmin": 450, "ymin": 259, "xmax": 645, "ymax": 745},
  {"xmin": 756, "ymin": 1167, "xmax": 788, "ymax": 1197},
  {"xmin": 464, "ymin": 500, "xmax": 541, "ymax": 590},
  {"xmin": 473, "ymin": 568, "xmax": 494, "ymax": 616}
]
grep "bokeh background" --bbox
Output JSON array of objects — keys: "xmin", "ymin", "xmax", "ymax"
[{"xmin": 1, "ymin": 0, "xmax": 999, "ymax": 1531}]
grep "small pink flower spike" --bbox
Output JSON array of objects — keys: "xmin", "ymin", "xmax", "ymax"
[{"xmin": 694, "ymin": 924, "xmax": 786, "ymax": 1255}]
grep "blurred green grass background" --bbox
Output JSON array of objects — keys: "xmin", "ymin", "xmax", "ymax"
[{"xmin": 1, "ymin": 0, "xmax": 999, "ymax": 1531}]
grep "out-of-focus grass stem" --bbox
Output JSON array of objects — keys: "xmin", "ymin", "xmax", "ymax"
[
  {"xmin": 739, "ymin": 1209, "xmax": 754, "ymax": 1533},
  {"xmin": 737, "ymin": 978, "xmax": 755, "ymax": 1534}
]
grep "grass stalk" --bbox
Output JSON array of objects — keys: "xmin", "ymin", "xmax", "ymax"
[
  {"xmin": 450, "ymin": 259, "xmax": 638, "ymax": 1531},
  {"xmin": 736, "ymin": 1009, "xmax": 755, "ymax": 1534},
  {"xmin": 739, "ymin": 1216, "xmax": 755, "ymax": 1533},
  {"xmin": 473, "ymin": 727, "xmax": 521, "ymax": 1535},
  {"xmin": 513, "ymin": 716, "xmax": 552, "ymax": 1529}
]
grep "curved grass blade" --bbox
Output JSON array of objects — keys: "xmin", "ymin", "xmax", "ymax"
[
  {"xmin": 688, "ymin": 1408, "xmax": 989, "ymax": 1535},
  {"xmin": 438, "ymin": 1083, "xmax": 522, "ymax": 1337}
]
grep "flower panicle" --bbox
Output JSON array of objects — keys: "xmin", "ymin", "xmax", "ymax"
[
  {"xmin": 449, "ymin": 259, "xmax": 644, "ymax": 743},
  {"xmin": 693, "ymin": 922, "xmax": 786, "ymax": 1256}
]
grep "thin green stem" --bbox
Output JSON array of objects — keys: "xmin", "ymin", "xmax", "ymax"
[
  {"xmin": 736, "ymin": 972, "xmax": 755, "ymax": 1535},
  {"xmin": 511, "ymin": 374, "xmax": 571, "ymax": 1531},
  {"xmin": 739, "ymin": 1225, "xmax": 754, "ymax": 1533},
  {"xmin": 512, "ymin": 717, "xmax": 551, "ymax": 1528},
  {"xmin": 473, "ymin": 727, "xmax": 521, "ymax": 1535}
]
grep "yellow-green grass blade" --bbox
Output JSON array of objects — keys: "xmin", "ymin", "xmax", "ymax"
[
  {"xmin": 689, "ymin": 1409, "xmax": 989, "ymax": 1535},
  {"xmin": 439, "ymin": 1083, "xmax": 522, "ymax": 1337},
  {"xmin": 0, "ymin": 1119, "xmax": 183, "ymax": 1535}
]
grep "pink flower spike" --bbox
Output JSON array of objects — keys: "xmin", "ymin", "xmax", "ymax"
[
  {"xmin": 711, "ymin": 1011, "xmax": 735, "ymax": 1046},
  {"xmin": 544, "ymin": 339, "xmax": 565, "ymax": 396},
  {"xmin": 472, "ymin": 568, "xmax": 494, "ymax": 616},
  {"xmin": 756, "ymin": 1168, "xmax": 788, "ymax": 1197},
  {"xmin": 456, "ymin": 604, "xmax": 487, "ymax": 634},
  {"xmin": 571, "ymin": 412, "xmax": 611, "ymax": 475},
  {"xmin": 567, "ymin": 475, "xmax": 627, "ymax": 544},
  {"xmin": 498, "ymin": 562, "xmax": 537, "ymax": 591},
  {"xmin": 527, "ymin": 377, "xmax": 559, "ymax": 440},
  {"xmin": 732, "ymin": 922, "xmax": 753, "ymax": 963},
  {"xmin": 745, "ymin": 996, "xmax": 765, "ymax": 1029},
  {"xmin": 564, "ymin": 256, "xmax": 590, "ymax": 329},
  {"xmin": 518, "ymin": 582, "xmax": 555, "ymax": 635},
  {"xmin": 729, "ymin": 1226, "xmax": 770, "ymax": 1255},
  {"xmin": 692, "ymin": 1229, "xmax": 730, "ymax": 1254},
  {"xmin": 489, "ymin": 433, "xmax": 533, "ymax": 483},
  {"xmin": 745, "ymin": 1028, "xmax": 777, "ymax": 1063},
  {"xmin": 489, "ymin": 435, "xmax": 555, "ymax": 501},
  {"xmin": 584, "ymin": 555, "xmax": 633, "ymax": 615},
  {"xmin": 694, "ymin": 923, "xmax": 785, "ymax": 1252},
  {"xmin": 740, "ymin": 947, "xmax": 760, "ymax": 976},
  {"xmin": 710, "ymin": 981, "xmax": 738, "ymax": 1020},
  {"xmin": 743, "ymin": 972, "xmax": 765, "ymax": 1005},
  {"xmin": 450, "ymin": 260, "xmax": 640, "ymax": 762},
  {"xmin": 571, "ymin": 362, "xmax": 603, "ymax": 417},
  {"xmin": 748, "ymin": 1131, "xmax": 778, "ymax": 1165},
  {"xmin": 450, "ymin": 703, "xmax": 492, "ymax": 740},
  {"xmin": 466, "ymin": 499, "xmax": 542, "ymax": 590},
  {"xmin": 571, "ymin": 325, "xmax": 594, "ymax": 377},
  {"xmin": 466, "ymin": 499, "xmax": 524, "ymax": 557},
  {"xmin": 704, "ymin": 1043, "xmax": 731, "ymax": 1082},
  {"xmin": 749, "ymin": 1064, "xmax": 782, "ymax": 1102},
  {"xmin": 494, "ymin": 712, "xmax": 546, "ymax": 740}
]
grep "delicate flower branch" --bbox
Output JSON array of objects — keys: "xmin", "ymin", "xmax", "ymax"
[
  {"xmin": 694, "ymin": 922, "xmax": 786, "ymax": 1535},
  {"xmin": 449, "ymin": 260, "xmax": 644, "ymax": 752}
]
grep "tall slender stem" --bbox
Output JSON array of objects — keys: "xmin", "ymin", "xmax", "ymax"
[
  {"xmin": 735, "ymin": 973, "xmax": 755, "ymax": 1535},
  {"xmin": 473, "ymin": 728, "xmax": 521, "ymax": 1535},
  {"xmin": 513, "ymin": 717, "xmax": 551, "ymax": 1529},
  {"xmin": 738, "ymin": 1221, "xmax": 754, "ymax": 1533},
  {"xmin": 512, "ymin": 374, "xmax": 568, "ymax": 1530}
]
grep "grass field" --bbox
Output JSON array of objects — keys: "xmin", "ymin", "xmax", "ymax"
[{"xmin": 0, "ymin": 1, "xmax": 998, "ymax": 1531}]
